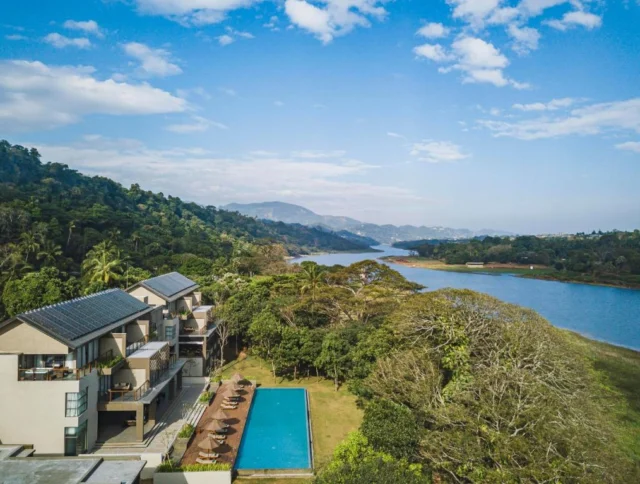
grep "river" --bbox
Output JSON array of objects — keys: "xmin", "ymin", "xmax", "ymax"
[{"xmin": 293, "ymin": 245, "xmax": 640, "ymax": 350}]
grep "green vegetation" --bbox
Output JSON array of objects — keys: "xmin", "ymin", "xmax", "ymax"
[
  {"xmin": 398, "ymin": 233, "xmax": 640, "ymax": 287},
  {"xmin": 0, "ymin": 140, "xmax": 369, "ymax": 319},
  {"xmin": 156, "ymin": 461, "xmax": 231, "ymax": 472},
  {"xmin": 177, "ymin": 423, "xmax": 195, "ymax": 439},
  {"xmin": 96, "ymin": 354, "xmax": 123, "ymax": 369},
  {"xmin": 220, "ymin": 356, "xmax": 363, "ymax": 470},
  {"xmin": 198, "ymin": 391, "xmax": 213, "ymax": 403},
  {"xmin": 213, "ymin": 260, "xmax": 638, "ymax": 482}
]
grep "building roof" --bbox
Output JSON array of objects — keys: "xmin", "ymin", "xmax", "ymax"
[
  {"xmin": 0, "ymin": 454, "xmax": 145, "ymax": 484},
  {"xmin": 134, "ymin": 272, "xmax": 198, "ymax": 302},
  {"xmin": 16, "ymin": 289, "xmax": 152, "ymax": 348},
  {"xmin": 128, "ymin": 341, "xmax": 168, "ymax": 359}
]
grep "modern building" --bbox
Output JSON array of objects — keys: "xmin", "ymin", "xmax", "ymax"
[
  {"xmin": 0, "ymin": 288, "xmax": 185, "ymax": 455},
  {"xmin": 127, "ymin": 273, "xmax": 216, "ymax": 377}
]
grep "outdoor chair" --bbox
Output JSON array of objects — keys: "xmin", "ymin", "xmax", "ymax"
[{"xmin": 196, "ymin": 458, "xmax": 217, "ymax": 465}]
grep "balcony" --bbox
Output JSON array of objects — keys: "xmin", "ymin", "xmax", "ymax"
[{"xmin": 100, "ymin": 354, "xmax": 180, "ymax": 402}]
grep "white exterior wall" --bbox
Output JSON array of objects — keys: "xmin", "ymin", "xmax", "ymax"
[
  {"xmin": 128, "ymin": 287, "xmax": 167, "ymax": 308},
  {"xmin": 0, "ymin": 354, "xmax": 99, "ymax": 455}
]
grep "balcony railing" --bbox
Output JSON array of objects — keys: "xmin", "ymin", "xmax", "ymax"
[
  {"xmin": 18, "ymin": 360, "xmax": 99, "ymax": 381},
  {"xmin": 101, "ymin": 354, "xmax": 179, "ymax": 402},
  {"xmin": 125, "ymin": 336, "xmax": 149, "ymax": 357}
]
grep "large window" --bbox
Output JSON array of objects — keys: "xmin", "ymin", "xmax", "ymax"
[
  {"xmin": 65, "ymin": 388, "xmax": 88, "ymax": 417},
  {"xmin": 64, "ymin": 421, "xmax": 87, "ymax": 456},
  {"xmin": 165, "ymin": 325, "xmax": 175, "ymax": 339}
]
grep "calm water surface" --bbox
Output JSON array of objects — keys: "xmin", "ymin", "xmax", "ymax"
[{"xmin": 293, "ymin": 246, "xmax": 640, "ymax": 350}]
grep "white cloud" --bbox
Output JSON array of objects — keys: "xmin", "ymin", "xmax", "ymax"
[
  {"xmin": 43, "ymin": 33, "xmax": 92, "ymax": 49},
  {"xmin": 413, "ymin": 43, "xmax": 453, "ymax": 62},
  {"xmin": 6, "ymin": 34, "xmax": 27, "ymax": 41},
  {"xmin": 479, "ymin": 98, "xmax": 640, "ymax": 140},
  {"xmin": 291, "ymin": 150, "xmax": 347, "ymax": 159},
  {"xmin": 0, "ymin": 60, "xmax": 187, "ymax": 131},
  {"xmin": 176, "ymin": 87, "xmax": 211, "ymax": 100},
  {"xmin": 166, "ymin": 115, "xmax": 227, "ymax": 133},
  {"xmin": 134, "ymin": 0, "xmax": 259, "ymax": 26},
  {"xmin": 63, "ymin": 20, "xmax": 103, "ymax": 37},
  {"xmin": 219, "ymin": 87, "xmax": 237, "ymax": 96},
  {"xmin": 546, "ymin": 10, "xmax": 603, "ymax": 31},
  {"xmin": 122, "ymin": 42, "xmax": 182, "ymax": 77},
  {"xmin": 29, "ymin": 136, "xmax": 420, "ymax": 215},
  {"xmin": 274, "ymin": 100, "xmax": 285, "ymax": 107},
  {"xmin": 615, "ymin": 141, "xmax": 640, "ymax": 154},
  {"xmin": 410, "ymin": 140, "xmax": 469, "ymax": 163},
  {"xmin": 217, "ymin": 34, "xmax": 235, "ymax": 45},
  {"xmin": 284, "ymin": 0, "xmax": 387, "ymax": 44},
  {"xmin": 417, "ymin": 22, "xmax": 450, "ymax": 39},
  {"xmin": 507, "ymin": 24, "xmax": 540, "ymax": 54},
  {"xmin": 513, "ymin": 98, "xmax": 579, "ymax": 111},
  {"xmin": 448, "ymin": 0, "xmax": 502, "ymax": 27}
]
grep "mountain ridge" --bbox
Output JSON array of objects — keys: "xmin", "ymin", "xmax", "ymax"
[{"xmin": 223, "ymin": 201, "xmax": 513, "ymax": 245}]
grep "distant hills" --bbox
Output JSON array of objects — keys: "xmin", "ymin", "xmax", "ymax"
[{"xmin": 223, "ymin": 201, "xmax": 513, "ymax": 245}]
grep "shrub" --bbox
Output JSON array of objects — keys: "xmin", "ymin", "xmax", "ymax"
[
  {"xmin": 361, "ymin": 398, "xmax": 420, "ymax": 461},
  {"xmin": 177, "ymin": 423, "xmax": 194, "ymax": 439},
  {"xmin": 199, "ymin": 391, "xmax": 213, "ymax": 403}
]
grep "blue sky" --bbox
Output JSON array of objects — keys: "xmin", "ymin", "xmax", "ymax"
[{"xmin": 1, "ymin": 0, "xmax": 639, "ymax": 234}]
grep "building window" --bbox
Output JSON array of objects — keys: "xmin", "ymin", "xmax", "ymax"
[
  {"xmin": 165, "ymin": 325, "xmax": 175, "ymax": 339},
  {"xmin": 64, "ymin": 421, "xmax": 87, "ymax": 456},
  {"xmin": 65, "ymin": 388, "xmax": 88, "ymax": 417}
]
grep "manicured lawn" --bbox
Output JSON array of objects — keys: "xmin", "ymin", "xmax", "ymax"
[{"xmin": 221, "ymin": 356, "xmax": 363, "ymax": 482}]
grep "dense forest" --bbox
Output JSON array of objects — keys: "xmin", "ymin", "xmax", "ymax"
[
  {"xmin": 0, "ymin": 140, "xmax": 369, "ymax": 319},
  {"xmin": 400, "ymin": 233, "xmax": 640, "ymax": 286},
  {"xmin": 211, "ymin": 261, "xmax": 638, "ymax": 483}
]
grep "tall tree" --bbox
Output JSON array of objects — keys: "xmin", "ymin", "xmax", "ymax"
[{"xmin": 81, "ymin": 241, "xmax": 123, "ymax": 285}]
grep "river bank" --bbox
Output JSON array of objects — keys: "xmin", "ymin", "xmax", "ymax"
[{"xmin": 382, "ymin": 256, "xmax": 640, "ymax": 289}]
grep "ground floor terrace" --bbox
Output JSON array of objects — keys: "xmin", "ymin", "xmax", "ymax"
[{"xmin": 180, "ymin": 381, "xmax": 255, "ymax": 467}]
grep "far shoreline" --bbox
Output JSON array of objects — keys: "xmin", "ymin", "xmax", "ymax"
[{"xmin": 382, "ymin": 256, "xmax": 640, "ymax": 290}]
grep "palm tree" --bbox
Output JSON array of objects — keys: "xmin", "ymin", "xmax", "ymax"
[
  {"xmin": 82, "ymin": 241, "xmax": 123, "ymax": 285},
  {"xmin": 19, "ymin": 232, "xmax": 40, "ymax": 263},
  {"xmin": 37, "ymin": 240, "xmax": 63, "ymax": 266},
  {"xmin": 66, "ymin": 220, "xmax": 76, "ymax": 248},
  {"xmin": 131, "ymin": 232, "xmax": 141, "ymax": 252},
  {"xmin": 300, "ymin": 262, "xmax": 326, "ymax": 301}
]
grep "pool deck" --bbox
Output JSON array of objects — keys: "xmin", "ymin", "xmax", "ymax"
[{"xmin": 181, "ymin": 381, "xmax": 255, "ymax": 467}]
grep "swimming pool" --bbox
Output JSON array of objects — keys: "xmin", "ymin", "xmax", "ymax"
[{"xmin": 235, "ymin": 388, "xmax": 312, "ymax": 470}]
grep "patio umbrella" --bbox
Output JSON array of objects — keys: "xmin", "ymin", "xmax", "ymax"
[
  {"xmin": 205, "ymin": 420, "xmax": 229, "ymax": 433},
  {"xmin": 198, "ymin": 437, "xmax": 224, "ymax": 453},
  {"xmin": 230, "ymin": 372, "xmax": 244, "ymax": 383},
  {"xmin": 212, "ymin": 409, "xmax": 230, "ymax": 421}
]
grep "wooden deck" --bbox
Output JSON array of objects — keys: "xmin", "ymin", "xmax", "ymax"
[{"xmin": 181, "ymin": 382, "xmax": 255, "ymax": 467}]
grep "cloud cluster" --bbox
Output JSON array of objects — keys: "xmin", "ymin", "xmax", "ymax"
[
  {"xmin": 414, "ymin": 0, "xmax": 603, "ymax": 88},
  {"xmin": 122, "ymin": 42, "xmax": 182, "ymax": 77},
  {"xmin": 479, "ymin": 98, "xmax": 640, "ymax": 140},
  {"xmin": 134, "ymin": 0, "xmax": 259, "ymax": 26},
  {"xmin": 43, "ymin": 19, "xmax": 103, "ymax": 49},
  {"xmin": 410, "ymin": 140, "xmax": 469, "ymax": 163},
  {"xmin": 0, "ymin": 60, "xmax": 187, "ymax": 131},
  {"xmin": 29, "ymin": 136, "xmax": 420, "ymax": 216},
  {"xmin": 44, "ymin": 33, "xmax": 92, "ymax": 49},
  {"xmin": 284, "ymin": 0, "xmax": 387, "ymax": 43}
]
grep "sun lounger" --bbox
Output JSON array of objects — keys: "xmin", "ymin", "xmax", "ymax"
[
  {"xmin": 199, "ymin": 451, "xmax": 219, "ymax": 459},
  {"xmin": 196, "ymin": 458, "xmax": 217, "ymax": 465},
  {"xmin": 221, "ymin": 404, "xmax": 237, "ymax": 410},
  {"xmin": 208, "ymin": 433, "xmax": 226, "ymax": 439}
]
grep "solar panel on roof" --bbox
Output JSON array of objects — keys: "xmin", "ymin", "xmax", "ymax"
[
  {"xmin": 142, "ymin": 272, "xmax": 197, "ymax": 299},
  {"xmin": 20, "ymin": 289, "xmax": 150, "ymax": 343}
]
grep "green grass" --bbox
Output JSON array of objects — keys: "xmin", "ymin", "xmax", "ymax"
[
  {"xmin": 221, "ymin": 356, "xmax": 363, "ymax": 483},
  {"xmin": 565, "ymin": 332, "xmax": 640, "ymax": 466}
]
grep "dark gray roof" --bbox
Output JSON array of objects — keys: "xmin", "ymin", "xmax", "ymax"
[
  {"xmin": 19, "ymin": 289, "xmax": 151, "ymax": 345},
  {"xmin": 139, "ymin": 272, "xmax": 198, "ymax": 301}
]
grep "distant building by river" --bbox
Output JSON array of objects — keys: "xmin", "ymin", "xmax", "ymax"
[{"xmin": 466, "ymin": 262, "xmax": 485, "ymax": 268}]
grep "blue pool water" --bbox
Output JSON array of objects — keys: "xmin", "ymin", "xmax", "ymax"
[{"xmin": 236, "ymin": 388, "xmax": 311, "ymax": 470}]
